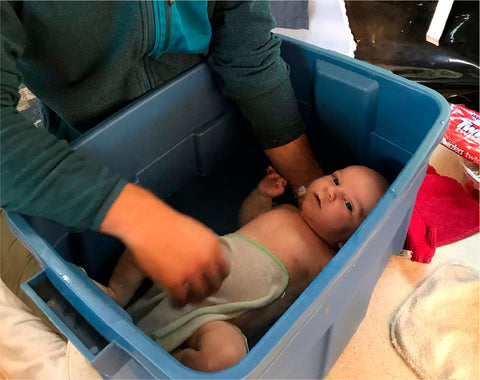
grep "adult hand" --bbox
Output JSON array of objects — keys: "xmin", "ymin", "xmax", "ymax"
[{"xmin": 100, "ymin": 184, "xmax": 230, "ymax": 306}]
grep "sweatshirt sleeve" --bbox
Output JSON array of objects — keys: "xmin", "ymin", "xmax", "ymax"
[
  {"xmin": 208, "ymin": 1, "xmax": 305, "ymax": 149},
  {"xmin": 0, "ymin": 2, "xmax": 127, "ymax": 230}
]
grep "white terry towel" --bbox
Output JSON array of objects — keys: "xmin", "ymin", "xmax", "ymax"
[{"xmin": 391, "ymin": 264, "xmax": 479, "ymax": 380}]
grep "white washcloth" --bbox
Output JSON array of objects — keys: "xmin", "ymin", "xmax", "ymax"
[{"xmin": 391, "ymin": 264, "xmax": 479, "ymax": 380}]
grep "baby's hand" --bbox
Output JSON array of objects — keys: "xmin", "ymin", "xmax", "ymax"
[{"xmin": 257, "ymin": 166, "xmax": 287, "ymax": 198}]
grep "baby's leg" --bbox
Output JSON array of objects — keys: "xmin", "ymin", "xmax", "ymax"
[
  {"xmin": 90, "ymin": 249, "xmax": 146, "ymax": 307},
  {"xmin": 172, "ymin": 320, "xmax": 248, "ymax": 372},
  {"xmin": 106, "ymin": 248, "xmax": 146, "ymax": 306}
]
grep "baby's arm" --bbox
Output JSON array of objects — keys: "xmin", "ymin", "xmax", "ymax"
[
  {"xmin": 93, "ymin": 249, "xmax": 146, "ymax": 307},
  {"xmin": 238, "ymin": 166, "xmax": 287, "ymax": 226}
]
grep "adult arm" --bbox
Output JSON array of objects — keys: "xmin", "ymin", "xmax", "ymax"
[
  {"xmin": 99, "ymin": 184, "xmax": 229, "ymax": 306},
  {"xmin": 0, "ymin": 2, "xmax": 126, "ymax": 229},
  {"xmin": 208, "ymin": 1, "xmax": 323, "ymax": 187},
  {"xmin": 0, "ymin": 2, "xmax": 228, "ymax": 306}
]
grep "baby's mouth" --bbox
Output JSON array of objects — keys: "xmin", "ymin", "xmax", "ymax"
[{"xmin": 315, "ymin": 193, "xmax": 321, "ymax": 208}]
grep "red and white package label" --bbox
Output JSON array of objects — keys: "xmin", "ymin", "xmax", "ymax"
[{"xmin": 441, "ymin": 104, "xmax": 480, "ymax": 166}]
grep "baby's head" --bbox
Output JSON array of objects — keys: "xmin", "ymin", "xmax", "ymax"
[{"xmin": 300, "ymin": 165, "xmax": 389, "ymax": 249}]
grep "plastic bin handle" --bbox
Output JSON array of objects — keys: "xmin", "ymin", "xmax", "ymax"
[
  {"xmin": 22, "ymin": 271, "xmax": 159, "ymax": 378},
  {"xmin": 21, "ymin": 270, "xmax": 109, "ymax": 362}
]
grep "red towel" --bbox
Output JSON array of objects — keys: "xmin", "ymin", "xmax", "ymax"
[{"xmin": 405, "ymin": 165, "xmax": 479, "ymax": 263}]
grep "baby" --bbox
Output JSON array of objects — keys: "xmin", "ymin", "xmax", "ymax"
[{"xmin": 96, "ymin": 165, "xmax": 389, "ymax": 372}]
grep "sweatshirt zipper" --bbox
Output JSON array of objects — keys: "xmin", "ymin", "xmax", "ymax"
[
  {"xmin": 140, "ymin": 1, "xmax": 155, "ymax": 90},
  {"xmin": 162, "ymin": 0, "xmax": 174, "ymax": 52},
  {"xmin": 150, "ymin": 0, "xmax": 173, "ymax": 55}
]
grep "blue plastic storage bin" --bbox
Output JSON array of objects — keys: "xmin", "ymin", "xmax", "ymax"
[{"xmin": 7, "ymin": 37, "xmax": 450, "ymax": 379}]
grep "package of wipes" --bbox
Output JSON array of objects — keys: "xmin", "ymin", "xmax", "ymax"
[{"xmin": 441, "ymin": 104, "xmax": 479, "ymax": 194}]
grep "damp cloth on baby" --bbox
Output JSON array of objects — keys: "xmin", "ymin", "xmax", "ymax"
[
  {"xmin": 126, "ymin": 233, "xmax": 289, "ymax": 352},
  {"xmin": 391, "ymin": 264, "xmax": 479, "ymax": 380}
]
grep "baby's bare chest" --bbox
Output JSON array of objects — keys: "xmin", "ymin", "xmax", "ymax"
[
  {"xmin": 237, "ymin": 207, "xmax": 326, "ymax": 276},
  {"xmin": 237, "ymin": 207, "xmax": 306, "ymax": 253}
]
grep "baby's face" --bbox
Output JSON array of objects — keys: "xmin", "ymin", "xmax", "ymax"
[{"xmin": 300, "ymin": 166, "xmax": 387, "ymax": 248}]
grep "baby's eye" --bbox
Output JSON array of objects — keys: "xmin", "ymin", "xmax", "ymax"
[
  {"xmin": 333, "ymin": 176, "xmax": 339, "ymax": 185},
  {"xmin": 345, "ymin": 200, "xmax": 353, "ymax": 212}
]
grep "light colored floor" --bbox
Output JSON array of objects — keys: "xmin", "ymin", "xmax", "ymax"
[{"xmin": 326, "ymin": 144, "xmax": 479, "ymax": 379}]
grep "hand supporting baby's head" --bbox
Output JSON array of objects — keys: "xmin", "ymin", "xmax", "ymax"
[{"xmin": 300, "ymin": 165, "xmax": 389, "ymax": 249}]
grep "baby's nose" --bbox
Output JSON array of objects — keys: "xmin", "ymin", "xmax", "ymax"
[{"xmin": 326, "ymin": 186, "xmax": 337, "ymax": 201}]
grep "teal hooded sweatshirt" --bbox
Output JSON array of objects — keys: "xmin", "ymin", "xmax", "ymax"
[{"xmin": 0, "ymin": 1, "xmax": 305, "ymax": 230}]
